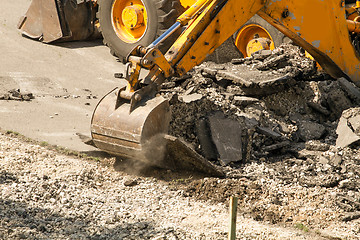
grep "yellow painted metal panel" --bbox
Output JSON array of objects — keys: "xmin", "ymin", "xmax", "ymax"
[
  {"xmin": 259, "ymin": 0, "xmax": 360, "ymax": 85},
  {"xmin": 180, "ymin": 0, "xmax": 196, "ymax": 8}
]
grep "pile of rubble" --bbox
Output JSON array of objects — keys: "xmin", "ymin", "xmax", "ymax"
[
  {"xmin": 160, "ymin": 44, "xmax": 360, "ymax": 167},
  {"xmin": 158, "ymin": 43, "xmax": 360, "ymax": 230},
  {"xmin": 0, "ymin": 89, "xmax": 34, "ymax": 101}
]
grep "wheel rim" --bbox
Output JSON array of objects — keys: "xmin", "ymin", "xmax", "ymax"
[
  {"xmin": 234, "ymin": 24, "xmax": 275, "ymax": 57},
  {"xmin": 112, "ymin": 0, "xmax": 148, "ymax": 43}
]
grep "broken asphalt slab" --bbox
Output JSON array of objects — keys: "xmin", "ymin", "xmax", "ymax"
[
  {"xmin": 336, "ymin": 107, "xmax": 360, "ymax": 148},
  {"xmin": 164, "ymin": 135, "xmax": 224, "ymax": 177},
  {"xmin": 209, "ymin": 112, "xmax": 243, "ymax": 166}
]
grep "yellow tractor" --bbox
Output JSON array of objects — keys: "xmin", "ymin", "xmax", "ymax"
[
  {"xmin": 18, "ymin": 0, "xmax": 285, "ymax": 60},
  {"xmin": 19, "ymin": 0, "xmax": 360, "ymax": 164},
  {"xmin": 90, "ymin": 0, "xmax": 360, "ymax": 161}
]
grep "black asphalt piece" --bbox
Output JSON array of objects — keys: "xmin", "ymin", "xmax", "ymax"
[
  {"xmin": 208, "ymin": 112, "xmax": 243, "ymax": 166},
  {"xmin": 256, "ymin": 126, "xmax": 282, "ymax": 140},
  {"xmin": 338, "ymin": 77, "xmax": 360, "ymax": 104},
  {"xmin": 297, "ymin": 121, "xmax": 326, "ymax": 141},
  {"xmin": 195, "ymin": 118, "xmax": 218, "ymax": 161},
  {"xmin": 233, "ymin": 96, "xmax": 259, "ymax": 107}
]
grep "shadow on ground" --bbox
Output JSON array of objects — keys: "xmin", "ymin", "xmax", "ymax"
[
  {"xmin": 0, "ymin": 197, "xmax": 174, "ymax": 239},
  {"xmin": 54, "ymin": 39, "xmax": 104, "ymax": 50}
]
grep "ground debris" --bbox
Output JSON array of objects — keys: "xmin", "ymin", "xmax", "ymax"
[
  {"xmin": 123, "ymin": 179, "xmax": 138, "ymax": 187},
  {"xmin": 0, "ymin": 89, "xmax": 34, "ymax": 101},
  {"xmin": 305, "ymin": 140, "xmax": 330, "ymax": 151},
  {"xmin": 232, "ymin": 44, "xmax": 318, "ymax": 79},
  {"xmin": 338, "ymin": 77, "xmax": 360, "ymax": 104},
  {"xmin": 262, "ymin": 140, "xmax": 290, "ymax": 152},
  {"xmin": 342, "ymin": 212, "xmax": 360, "ymax": 222}
]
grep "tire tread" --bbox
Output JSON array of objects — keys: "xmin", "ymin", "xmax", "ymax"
[{"xmin": 98, "ymin": 0, "xmax": 184, "ymax": 60}]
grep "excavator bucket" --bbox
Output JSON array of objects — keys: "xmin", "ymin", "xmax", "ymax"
[
  {"xmin": 91, "ymin": 88, "xmax": 171, "ymax": 163},
  {"xmin": 17, "ymin": 0, "xmax": 99, "ymax": 43},
  {"xmin": 17, "ymin": 0, "xmax": 62, "ymax": 42}
]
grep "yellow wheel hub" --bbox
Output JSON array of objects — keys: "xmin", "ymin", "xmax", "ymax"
[
  {"xmin": 122, "ymin": 5, "xmax": 144, "ymax": 29},
  {"xmin": 112, "ymin": 0, "xmax": 148, "ymax": 43},
  {"xmin": 235, "ymin": 24, "xmax": 275, "ymax": 57},
  {"xmin": 246, "ymin": 38, "xmax": 272, "ymax": 57}
]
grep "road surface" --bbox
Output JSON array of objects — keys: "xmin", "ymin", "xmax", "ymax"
[{"xmin": 0, "ymin": 0, "xmax": 126, "ymax": 152}]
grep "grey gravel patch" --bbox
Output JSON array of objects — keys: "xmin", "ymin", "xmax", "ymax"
[{"xmin": 1, "ymin": 132, "xmax": 346, "ymax": 239}]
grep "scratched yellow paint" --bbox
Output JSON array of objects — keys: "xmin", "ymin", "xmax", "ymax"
[{"xmin": 259, "ymin": 0, "xmax": 360, "ymax": 85}]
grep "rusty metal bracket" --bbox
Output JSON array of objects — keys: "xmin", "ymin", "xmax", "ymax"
[{"xmin": 143, "ymin": 48, "xmax": 174, "ymax": 78}]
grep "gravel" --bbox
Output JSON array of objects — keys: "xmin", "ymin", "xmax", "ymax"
[{"xmin": 1, "ymin": 131, "xmax": 359, "ymax": 239}]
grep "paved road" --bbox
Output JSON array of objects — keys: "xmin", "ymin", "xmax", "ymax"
[{"xmin": 0, "ymin": 0, "xmax": 126, "ymax": 152}]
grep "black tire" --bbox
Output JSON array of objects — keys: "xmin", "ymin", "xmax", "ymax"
[
  {"xmin": 233, "ymin": 14, "xmax": 287, "ymax": 57},
  {"xmin": 98, "ymin": 0, "xmax": 184, "ymax": 61}
]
